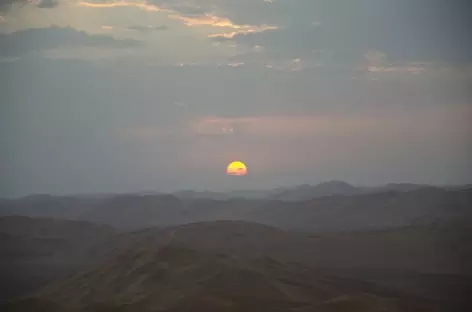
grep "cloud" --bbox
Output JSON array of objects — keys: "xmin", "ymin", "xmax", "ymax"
[
  {"xmin": 123, "ymin": 106, "xmax": 471, "ymax": 142},
  {"xmin": 191, "ymin": 115, "xmax": 379, "ymax": 138},
  {"xmin": 4, "ymin": 0, "xmax": 472, "ymax": 68},
  {"xmin": 77, "ymin": 0, "xmax": 164, "ymax": 12},
  {"xmin": 0, "ymin": 0, "xmax": 27, "ymax": 13},
  {"xmin": 1, "ymin": 0, "xmax": 59, "ymax": 12},
  {"xmin": 359, "ymin": 50, "xmax": 426, "ymax": 75},
  {"xmin": 77, "ymin": 1, "xmax": 278, "ymax": 42},
  {"xmin": 207, "ymin": 24, "xmax": 278, "ymax": 40},
  {"xmin": 203, "ymin": 0, "xmax": 472, "ymax": 66},
  {"xmin": 366, "ymin": 65, "xmax": 425, "ymax": 74},
  {"xmin": 127, "ymin": 24, "xmax": 168, "ymax": 33},
  {"xmin": 0, "ymin": 26, "xmax": 141, "ymax": 57},
  {"xmin": 168, "ymin": 12, "xmax": 278, "ymax": 40},
  {"xmin": 149, "ymin": 0, "xmax": 288, "ymax": 26},
  {"xmin": 36, "ymin": 0, "xmax": 58, "ymax": 9}
]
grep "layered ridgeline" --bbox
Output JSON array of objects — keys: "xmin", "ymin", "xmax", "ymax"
[
  {"xmin": 1, "ymin": 219, "xmax": 471, "ymax": 311},
  {"xmin": 1, "ymin": 186, "xmax": 471, "ymax": 231},
  {"xmin": 1, "ymin": 186, "xmax": 470, "ymax": 310}
]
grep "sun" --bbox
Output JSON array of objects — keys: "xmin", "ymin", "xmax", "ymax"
[{"xmin": 227, "ymin": 160, "xmax": 247, "ymax": 176}]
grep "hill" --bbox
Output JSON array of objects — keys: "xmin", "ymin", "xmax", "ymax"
[
  {"xmin": 1, "ymin": 219, "xmax": 471, "ymax": 310},
  {"xmin": 91, "ymin": 219, "xmax": 472, "ymax": 276},
  {"xmin": 271, "ymin": 181, "xmax": 361, "ymax": 201},
  {"xmin": 33, "ymin": 243, "xmax": 439, "ymax": 312},
  {"xmin": 0, "ymin": 216, "xmax": 116, "ymax": 302}
]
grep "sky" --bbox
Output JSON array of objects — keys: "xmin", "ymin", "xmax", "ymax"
[{"xmin": 1, "ymin": 0, "xmax": 471, "ymax": 196}]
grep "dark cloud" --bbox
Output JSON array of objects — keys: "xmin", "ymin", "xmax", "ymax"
[
  {"xmin": 0, "ymin": 0, "xmax": 58, "ymax": 12},
  {"xmin": 146, "ymin": 0, "xmax": 284, "ymax": 24},
  {"xmin": 127, "ymin": 25, "xmax": 168, "ymax": 33},
  {"xmin": 161, "ymin": 0, "xmax": 472, "ymax": 64},
  {"xmin": 0, "ymin": 0, "xmax": 27, "ymax": 13},
  {"xmin": 164, "ymin": 3, "xmax": 206, "ymax": 17},
  {"xmin": 0, "ymin": 26, "xmax": 141, "ymax": 57},
  {"xmin": 36, "ymin": 0, "xmax": 58, "ymax": 9}
]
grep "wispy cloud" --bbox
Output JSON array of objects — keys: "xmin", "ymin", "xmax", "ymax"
[
  {"xmin": 0, "ymin": 26, "xmax": 141, "ymax": 57},
  {"xmin": 127, "ymin": 24, "xmax": 168, "ymax": 33},
  {"xmin": 208, "ymin": 24, "xmax": 278, "ymax": 40},
  {"xmin": 173, "ymin": 13, "xmax": 244, "ymax": 28},
  {"xmin": 121, "ymin": 104, "xmax": 471, "ymax": 146},
  {"xmin": 367, "ymin": 65, "xmax": 425, "ymax": 74},
  {"xmin": 0, "ymin": 0, "xmax": 27, "ymax": 13},
  {"xmin": 362, "ymin": 50, "xmax": 426, "ymax": 75},
  {"xmin": 1, "ymin": 0, "xmax": 60, "ymax": 12},
  {"xmin": 77, "ymin": 0, "xmax": 165, "ymax": 12},
  {"xmin": 77, "ymin": 1, "xmax": 278, "ymax": 41},
  {"xmin": 191, "ymin": 115, "xmax": 388, "ymax": 138},
  {"xmin": 169, "ymin": 12, "xmax": 278, "ymax": 40}
]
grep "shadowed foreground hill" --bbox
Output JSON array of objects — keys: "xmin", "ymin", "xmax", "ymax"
[
  {"xmin": 92, "ymin": 219, "xmax": 472, "ymax": 276},
  {"xmin": 1, "ymin": 218, "xmax": 471, "ymax": 311},
  {"xmin": 0, "ymin": 216, "xmax": 116, "ymax": 302},
  {"xmin": 29, "ymin": 244, "xmax": 438, "ymax": 312},
  {"xmin": 0, "ymin": 220, "xmax": 463, "ymax": 311}
]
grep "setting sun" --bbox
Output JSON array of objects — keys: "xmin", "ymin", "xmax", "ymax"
[{"xmin": 226, "ymin": 161, "xmax": 248, "ymax": 176}]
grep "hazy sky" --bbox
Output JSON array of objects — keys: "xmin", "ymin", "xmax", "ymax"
[{"xmin": 1, "ymin": 0, "xmax": 471, "ymax": 196}]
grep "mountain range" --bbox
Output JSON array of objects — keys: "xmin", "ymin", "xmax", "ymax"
[
  {"xmin": 1, "ymin": 185, "xmax": 470, "ymax": 232},
  {"xmin": 0, "ymin": 183, "xmax": 470, "ymax": 311}
]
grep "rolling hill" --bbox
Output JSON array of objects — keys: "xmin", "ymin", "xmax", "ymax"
[
  {"xmin": 0, "ymin": 216, "xmax": 116, "ymax": 302},
  {"xmin": 1, "ymin": 218, "xmax": 470, "ymax": 310},
  {"xmin": 33, "ymin": 242, "xmax": 441, "ymax": 312}
]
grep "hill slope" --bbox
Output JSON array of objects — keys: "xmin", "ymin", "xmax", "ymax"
[
  {"xmin": 35, "ymin": 243, "xmax": 439, "ymax": 312},
  {"xmin": 0, "ymin": 216, "xmax": 116, "ymax": 302},
  {"xmin": 2, "ymin": 220, "xmax": 471, "ymax": 310},
  {"xmin": 85, "ymin": 220, "xmax": 472, "ymax": 310}
]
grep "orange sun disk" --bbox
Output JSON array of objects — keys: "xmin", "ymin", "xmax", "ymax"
[{"xmin": 227, "ymin": 161, "xmax": 247, "ymax": 176}]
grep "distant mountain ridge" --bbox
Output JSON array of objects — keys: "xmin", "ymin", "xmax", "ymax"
[
  {"xmin": 1, "ymin": 187, "xmax": 471, "ymax": 232},
  {"xmin": 171, "ymin": 181, "xmax": 446, "ymax": 201},
  {"xmin": 1, "ymin": 181, "xmax": 465, "ymax": 203},
  {"xmin": 271, "ymin": 180, "xmax": 361, "ymax": 201}
]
